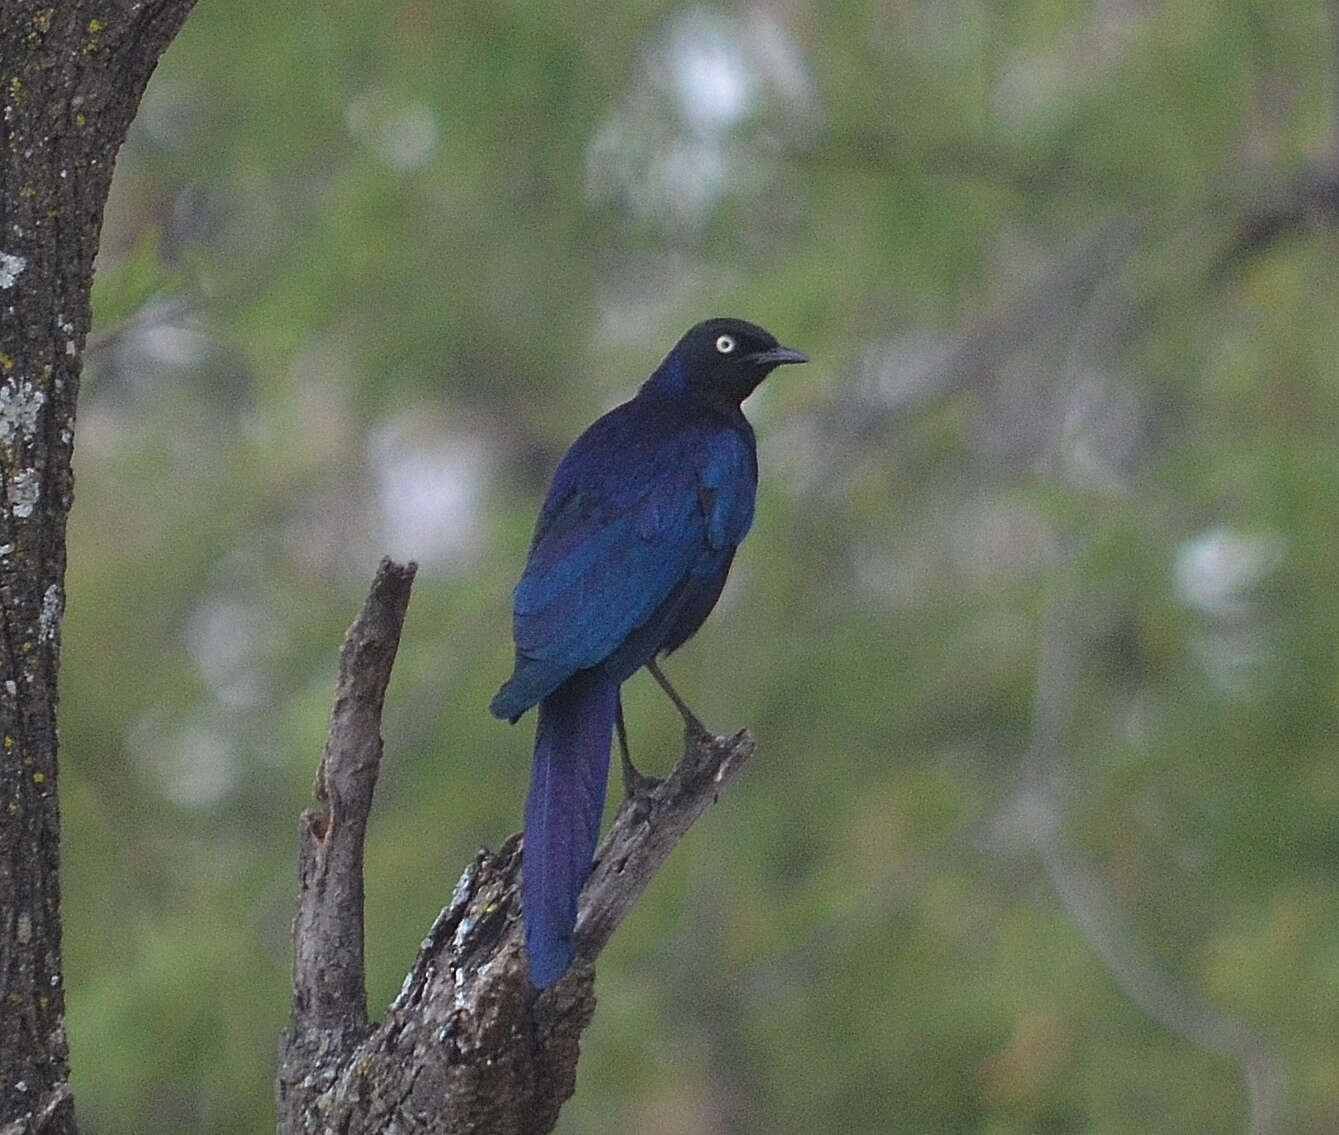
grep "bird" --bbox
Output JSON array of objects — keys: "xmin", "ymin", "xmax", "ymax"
[{"xmin": 491, "ymin": 317, "xmax": 807, "ymax": 987}]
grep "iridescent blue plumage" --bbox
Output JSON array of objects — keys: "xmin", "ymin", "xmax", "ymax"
[{"xmin": 491, "ymin": 318, "xmax": 806, "ymax": 986}]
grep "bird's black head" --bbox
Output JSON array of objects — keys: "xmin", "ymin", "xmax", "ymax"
[{"xmin": 665, "ymin": 317, "xmax": 807, "ymax": 409}]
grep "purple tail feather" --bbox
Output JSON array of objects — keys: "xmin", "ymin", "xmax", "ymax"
[{"xmin": 522, "ymin": 668, "xmax": 617, "ymax": 986}]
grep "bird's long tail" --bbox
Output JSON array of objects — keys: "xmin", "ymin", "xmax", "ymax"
[{"xmin": 523, "ymin": 668, "xmax": 617, "ymax": 987}]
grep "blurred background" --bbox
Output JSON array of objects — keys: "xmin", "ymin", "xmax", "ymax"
[{"xmin": 67, "ymin": 0, "xmax": 1338, "ymax": 1131}]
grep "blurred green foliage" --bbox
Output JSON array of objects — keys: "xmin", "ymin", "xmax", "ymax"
[{"xmin": 66, "ymin": 0, "xmax": 1339, "ymax": 1131}]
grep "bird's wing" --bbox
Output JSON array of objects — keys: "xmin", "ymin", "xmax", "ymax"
[
  {"xmin": 695, "ymin": 424, "xmax": 756, "ymax": 556},
  {"xmin": 597, "ymin": 429, "xmax": 755, "ymax": 673},
  {"xmin": 511, "ymin": 410, "xmax": 709, "ymax": 674}
]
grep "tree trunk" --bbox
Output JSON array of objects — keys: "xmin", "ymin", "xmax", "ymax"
[{"xmin": 0, "ymin": 2, "xmax": 197, "ymax": 1129}]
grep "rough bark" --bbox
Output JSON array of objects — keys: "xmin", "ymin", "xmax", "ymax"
[
  {"xmin": 0, "ymin": 2, "xmax": 197, "ymax": 1131},
  {"xmin": 277, "ymin": 559, "xmax": 757, "ymax": 1135}
]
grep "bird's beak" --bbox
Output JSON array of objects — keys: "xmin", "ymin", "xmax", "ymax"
[{"xmin": 751, "ymin": 345, "xmax": 808, "ymax": 367}]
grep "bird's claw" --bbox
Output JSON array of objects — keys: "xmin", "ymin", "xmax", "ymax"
[
  {"xmin": 682, "ymin": 719, "xmax": 715, "ymax": 751},
  {"xmin": 620, "ymin": 759, "xmax": 661, "ymax": 800},
  {"xmin": 620, "ymin": 760, "xmax": 661, "ymax": 826},
  {"xmin": 675, "ymin": 704, "xmax": 715, "ymax": 750}
]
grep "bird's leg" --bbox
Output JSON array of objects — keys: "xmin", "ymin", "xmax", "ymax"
[
  {"xmin": 616, "ymin": 690, "xmax": 660, "ymax": 800},
  {"xmin": 646, "ymin": 658, "xmax": 713, "ymax": 745}
]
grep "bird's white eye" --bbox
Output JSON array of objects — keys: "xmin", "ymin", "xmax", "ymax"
[{"xmin": 715, "ymin": 334, "xmax": 736, "ymax": 354}]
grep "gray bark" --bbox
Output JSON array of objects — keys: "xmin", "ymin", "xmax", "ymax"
[{"xmin": 0, "ymin": 3, "xmax": 197, "ymax": 1131}]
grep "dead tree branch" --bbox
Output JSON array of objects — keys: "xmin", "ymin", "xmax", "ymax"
[
  {"xmin": 276, "ymin": 558, "xmax": 757, "ymax": 1135},
  {"xmin": 1020, "ymin": 555, "xmax": 1292, "ymax": 1135}
]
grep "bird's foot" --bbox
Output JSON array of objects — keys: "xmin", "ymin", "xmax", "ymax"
[
  {"xmin": 619, "ymin": 750, "xmax": 662, "ymax": 805},
  {"xmin": 647, "ymin": 659, "xmax": 716, "ymax": 750},
  {"xmin": 620, "ymin": 758, "xmax": 660, "ymax": 827},
  {"xmin": 615, "ymin": 694, "xmax": 659, "ymax": 804},
  {"xmin": 681, "ymin": 715, "xmax": 715, "ymax": 752}
]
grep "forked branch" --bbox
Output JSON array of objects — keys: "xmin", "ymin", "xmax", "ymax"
[{"xmin": 276, "ymin": 558, "xmax": 757, "ymax": 1135}]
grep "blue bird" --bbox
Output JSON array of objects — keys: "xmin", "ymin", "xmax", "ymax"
[{"xmin": 491, "ymin": 317, "xmax": 806, "ymax": 987}]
